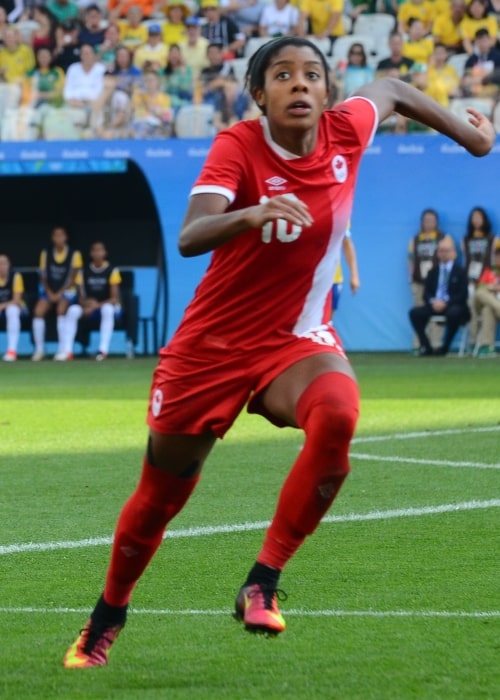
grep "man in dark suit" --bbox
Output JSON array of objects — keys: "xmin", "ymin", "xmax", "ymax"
[{"xmin": 409, "ymin": 237, "xmax": 470, "ymax": 356}]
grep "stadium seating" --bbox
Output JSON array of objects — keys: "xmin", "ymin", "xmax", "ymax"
[
  {"xmin": 14, "ymin": 20, "xmax": 39, "ymax": 44},
  {"xmin": 228, "ymin": 57, "xmax": 248, "ymax": 87},
  {"xmin": 352, "ymin": 13, "xmax": 395, "ymax": 41},
  {"xmin": 244, "ymin": 36, "xmax": 273, "ymax": 59},
  {"xmin": 447, "ymin": 53, "xmax": 469, "ymax": 78},
  {"xmin": 330, "ymin": 34, "xmax": 378, "ymax": 66},
  {"xmin": 1, "ymin": 107, "xmax": 41, "ymax": 141},
  {"xmin": 430, "ymin": 314, "xmax": 469, "ymax": 357},
  {"xmin": 0, "ymin": 84, "xmax": 21, "ymax": 126},
  {"xmin": 40, "ymin": 107, "xmax": 88, "ymax": 141},
  {"xmin": 174, "ymin": 104, "xmax": 215, "ymax": 138},
  {"xmin": 449, "ymin": 97, "xmax": 494, "ymax": 122}
]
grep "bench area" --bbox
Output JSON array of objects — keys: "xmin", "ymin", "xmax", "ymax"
[{"xmin": 0, "ymin": 269, "xmax": 139, "ymax": 357}]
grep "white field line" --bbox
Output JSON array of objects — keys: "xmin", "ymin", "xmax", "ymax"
[
  {"xmin": 1, "ymin": 499, "xmax": 499, "ymax": 557},
  {"xmin": 351, "ymin": 453, "xmax": 500, "ymax": 470},
  {"xmin": 0, "ymin": 606, "xmax": 498, "ymax": 620},
  {"xmin": 352, "ymin": 425, "xmax": 500, "ymax": 444}
]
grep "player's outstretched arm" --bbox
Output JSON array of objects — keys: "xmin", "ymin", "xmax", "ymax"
[
  {"xmin": 178, "ymin": 193, "xmax": 312, "ymax": 257},
  {"xmin": 355, "ymin": 77, "xmax": 496, "ymax": 157}
]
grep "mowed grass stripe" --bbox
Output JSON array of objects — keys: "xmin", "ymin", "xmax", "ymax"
[{"xmin": 1, "ymin": 498, "xmax": 499, "ymax": 556}]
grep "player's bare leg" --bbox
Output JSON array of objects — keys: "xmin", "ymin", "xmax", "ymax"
[
  {"xmin": 64, "ymin": 430, "xmax": 216, "ymax": 668},
  {"xmin": 234, "ymin": 353, "xmax": 359, "ymax": 635}
]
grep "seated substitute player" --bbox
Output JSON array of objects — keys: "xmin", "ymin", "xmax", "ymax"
[
  {"xmin": 32, "ymin": 226, "xmax": 82, "ymax": 362},
  {"xmin": 63, "ymin": 36, "xmax": 494, "ymax": 669},
  {"xmin": 0, "ymin": 253, "xmax": 26, "ymax": 362},
  {"xmin": 62, "ymin": 241, "xmax": 122, "ymax": 361}
]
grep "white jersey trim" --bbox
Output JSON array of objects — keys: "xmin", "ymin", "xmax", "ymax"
[
  {"xmin": 260, "ymin": 116, "xmax": 302, "ymax": 160},
  {"xmin": 292, "ymin": 227, "xmax": 344, "ymax": 336},
  {"xmin": 190, "ymin": 185, "xmax": 236, "ymax": 204},
  {"xmin": 343, "ymin": 95, "xmax": 379, "ymax": 146}
]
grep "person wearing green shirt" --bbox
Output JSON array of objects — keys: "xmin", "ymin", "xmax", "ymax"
[{"xmin": 47, "ymin": 0, "xmax": 80, "ymax": 23}]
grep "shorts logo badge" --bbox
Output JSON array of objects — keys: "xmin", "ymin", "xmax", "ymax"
[
  {"xmin": 151, "ymin": 388, "xmax": 163, "ymax": 417},
  {"xmin": 332, "ymin": 155, "xmax": 347, "ymax": 183}
]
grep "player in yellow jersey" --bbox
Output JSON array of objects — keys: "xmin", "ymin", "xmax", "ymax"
[
  {"xmin": 0, "ymin": 254, "xmax": 26, "ymax": 361},
  {"xmin": 32, "ymin": 226, "xmax": 83, "ymax": 361},
  {"xmin": 330, "ymin": 225, "xmax": 360, "ymax": 321}
]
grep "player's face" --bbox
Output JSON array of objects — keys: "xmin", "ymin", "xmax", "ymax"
[
  {"xmin": 90, "ymin": 243, "xmax": 106, "ymax": 264},
  {"xmin": 422, "ymin": 212, "xmax": 437, "ymax": 231},
  {"xmin": 471, "ymin": 209, "xmax": 485, "ymax": 229},
  {"xmin": 0, "ymin": 255, "xmax": 9, "ymax": 277},
  {"xmin": 52, "ymin": 227, "xmax": 67, "ymax": 249},
  {"xmin": 255, "ymin": 46, "xmax": 328, "ymax": 134}
]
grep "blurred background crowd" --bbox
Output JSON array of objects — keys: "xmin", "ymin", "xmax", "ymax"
[{"xmin": 1, "ymin": 0, "xmax": 500, "ymax": 139}]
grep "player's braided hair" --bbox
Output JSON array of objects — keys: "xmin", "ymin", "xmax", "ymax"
[{"xmin": 245, "ymin": 37, "xmax": 330, "ymax": 114}]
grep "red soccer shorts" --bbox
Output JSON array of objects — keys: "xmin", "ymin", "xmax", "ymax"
[{"xmin": 147, "ymin": 325, "xmax": 348, "ymax": 438}]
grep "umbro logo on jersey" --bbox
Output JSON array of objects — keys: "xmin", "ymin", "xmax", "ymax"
[{"xmin": 265, "ymin": 176, "xmax": 288, "ymax": 191}]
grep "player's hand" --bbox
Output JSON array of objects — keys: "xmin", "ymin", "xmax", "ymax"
[
  {"xmin": 431, "ymin": 299, "xmax": 446, "ymax": 313},
  {"xmin": 465, "ymin": 108, "xmax": 496, "ymax": 156},
  {"xmin": 83, "ymin": 299, "xmax": 99, "ymax": 314},
  {"xmin": 350, "ymin": 274, "xmax": 360, "ymax": 293},
  {"xmin": 246, "ymin": 195, "xmax": 313, "ymax": 230}
]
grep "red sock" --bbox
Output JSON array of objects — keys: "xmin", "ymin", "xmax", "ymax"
[
  {"xmin": 103, "ymin": 458, "xmax": 200, "ymax": 607},
  {"xmin": 257, "ymin": 372, "xmax": 359, "ymax": 570}
]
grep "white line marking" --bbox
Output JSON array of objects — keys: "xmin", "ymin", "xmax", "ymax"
[
  {"xmin": 352, "ymin": 425, "xmax": 500, "ymax": 444},
  {"xmin": 351, "ymin": 453, "xmax": 500, "ymax": 470},
  {"xmin": 1, "ymin": 499, "xmax": 499, "ymax": 556},
  {"xmin": 0, "ymin": 607, "xmax": 498, "ymax": 619}
]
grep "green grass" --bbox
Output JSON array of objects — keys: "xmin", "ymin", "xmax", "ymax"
[{"xmin": 0, "ymin": 355, "xmax": 499, "ymax": 699}]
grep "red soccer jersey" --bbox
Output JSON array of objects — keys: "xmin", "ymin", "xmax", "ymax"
[{"xmin": 168, "ymin": 97, "xmax": 378, "ymax": 355}]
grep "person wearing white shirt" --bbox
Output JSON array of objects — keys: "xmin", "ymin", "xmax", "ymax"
[
  {"xmin": 63, "ymin": 43, "xmax": 106, "ymax": 108},
  {"xmin": 259, "ymin": 0, "xmax": 300, "ymax": 37}
]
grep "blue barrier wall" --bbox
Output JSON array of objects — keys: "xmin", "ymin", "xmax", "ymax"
[{"xmin": 1, "ymin": 135, "xmax": 499, "ymax": 353}]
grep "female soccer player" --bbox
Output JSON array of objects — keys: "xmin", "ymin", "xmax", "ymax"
[
  {"xmin": 64, "ymin": 36, "xmax": 494, "ymax": 668},
  {"xmin": 31, "ymin": 225, "xmax": 82, "ymax": 361}
]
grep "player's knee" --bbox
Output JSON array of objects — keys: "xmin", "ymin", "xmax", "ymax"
[
  {"xmin": 101, "ymin": 303, "xmax": 114, "ymax": 319},
  {"xmin": 306, "ymin": 397, "xmax": 358, "ymax": 456},
  {"xmin": 297, "ymin": 372, "xmax": 359, "ymax": 451},
  {"xmin": 67, "ymin": 305, "xmax": 83, "ymax": 321},
  {"xmin": 6, "ymin": 305, "xmax": 20, "ymax": 320}
]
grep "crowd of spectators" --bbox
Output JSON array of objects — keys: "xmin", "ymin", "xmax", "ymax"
[{"xmin": 0, "ymin": 0, "xmax": 500, "ymax": 139}]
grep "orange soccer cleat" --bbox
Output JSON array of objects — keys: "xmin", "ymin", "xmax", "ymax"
[
  {"xmin": 63, "ymin": 618, "xmax": 124, "ymax": 668},
  {"xmin": 234, "ymin": 583, "xmax": 287, "ymax": 635}
]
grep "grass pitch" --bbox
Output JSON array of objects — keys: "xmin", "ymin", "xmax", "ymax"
[{"xmin": 0, "ymin": 355, "xmax": 499, "ymax": 699}]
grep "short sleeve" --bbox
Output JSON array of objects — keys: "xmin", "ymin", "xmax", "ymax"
[
  {"xmin": 13, "ymin": 272, "xmax": 24, "ymax": 294},
  {"xmin": 190, "ymin": 129, "xmax": 246, "ymax": 204},
  {"xmin": 72, "ymin": 250, "xmax": 83, "ymax": 269},
  {"xmin": 39, "ymin": 250, "xmax": 46, "ymax": 274},
  {"xmin": 332, "ymin": 96, "xmax": 378, "ymax": 150},
  {"xmin": 110, "ymin": 268, "xmax": 122, "ymax": 285}
]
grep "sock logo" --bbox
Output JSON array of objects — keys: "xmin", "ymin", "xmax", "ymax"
[
  {"xmin": 318, "ymin": 481, "xmax": 337, "ymax": 499},
  {"xmin": 151, "ymin": 388, "xmax": 163, "ymax": 417}
]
